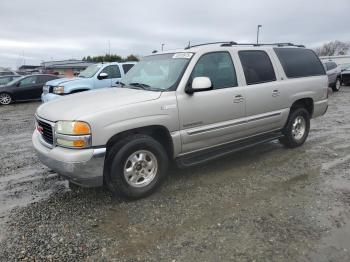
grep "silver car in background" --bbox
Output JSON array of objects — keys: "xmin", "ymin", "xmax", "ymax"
[{"xmin": 323, "ymin": 61, "xmax": 341, "ymax": 91}]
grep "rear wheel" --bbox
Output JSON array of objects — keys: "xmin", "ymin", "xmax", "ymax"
[
  {"xmin": 332, "ymin": 78, "xmax": 341, "ymax": 92},
  {"xmin": 105, "ymin": 134, "xmax": 169, "ymax": 199},
  {"xmin": 279, "ymin": 108, "xmax": 310, "ymax": 148},
  {"xmin": 68, "ymin": 181, "xmax": 81, "ymax": 191},
  {"xmin": 0, "ymin": 93, "xmax": 12, "ymax": 105}
]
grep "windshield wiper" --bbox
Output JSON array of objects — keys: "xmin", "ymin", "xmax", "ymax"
[{"xmin": 129, "ymin": 82, "xmax": 151, "ymax": 90}]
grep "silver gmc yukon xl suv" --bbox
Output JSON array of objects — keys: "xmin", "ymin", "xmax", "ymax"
[{"xmin": 32, "ymin": 42, "xmax": 328, "ymax": 199}]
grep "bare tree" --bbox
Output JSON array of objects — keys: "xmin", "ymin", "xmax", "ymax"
[{"xmin": 314, "ymin": 41, "xmax": 350, "ymax": 56}]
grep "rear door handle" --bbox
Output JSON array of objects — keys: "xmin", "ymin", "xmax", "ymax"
[
  {"xmin": 233, "ymin": 94, "xmax": 244, "ymax": 103},
  {"xmin": 272, "ymin": 90, "xmax": 279, "ymax": 97}
]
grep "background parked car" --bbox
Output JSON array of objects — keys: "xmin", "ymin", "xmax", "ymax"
[
  {"xmin": 341, "ymin": 65, "xmax": 350, "ymax": 86},
  {"xmin": 323, "ymin": 61, "xmax": 341, "ymax": 91},
  {"xmin": 0, "ymin": 74, "xmax": 58, "ymax": 105},
  {"xmin": 0, "ymin": 75, "xmax": 21, "ymax": 86},
  {"xmin": 0, "ymin": 69, "xmax": 18, "ymax": 76},
  {"xmin": 41, "ymin": 62, "xmax": 136, "ymax": 102},
  {"xmin": 340, "ymin": 63, "xmax": 350, "ymax": 72}
]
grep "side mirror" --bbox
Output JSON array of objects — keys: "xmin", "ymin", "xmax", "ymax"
[
  {"xmin": 98, "ymin": 72, "xmax": 108, "ymax": 80},
  {"xmin": 16, "ymin": 81, "xmax": 21, "ymax": 87},
  {"xmin": 186, "ymin": 77, "xmax": 212, "ymax": 94}
]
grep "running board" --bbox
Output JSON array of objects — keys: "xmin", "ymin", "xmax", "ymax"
[{"xmin": 176, "ymin": 132, "xmax": 283, "ymax": 168}]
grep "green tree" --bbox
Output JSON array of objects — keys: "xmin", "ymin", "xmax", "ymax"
[{"xmin": 82, "ymin": 54, "xmax": 139, "ymax": 63}]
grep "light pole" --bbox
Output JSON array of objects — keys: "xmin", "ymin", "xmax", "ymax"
[
  {"xmin": 161, "ymin": 43, "xmax": 165, "ymax": 52},
  {"xmin": 256, "ymin": 25, "xmax": 262, "ymax": 45}
]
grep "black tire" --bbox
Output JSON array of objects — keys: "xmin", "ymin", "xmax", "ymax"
[
  {"xmin": 104, "ymin": 134, "xmax": 169, "ymax": 199},
  {"xmin": 332, "ymin": 78, "xmax": 341, "ymax": 92},
  {"xmin": 68, "ymin": 181, "xmax": 81, "ymax": 191},
  {"xmin": 279, "ymin": 108, "xmax": 310, "ymax": 148},
  {"xmin": 0, "ymin": 93, "xmax": 12, "ymax": 105}
]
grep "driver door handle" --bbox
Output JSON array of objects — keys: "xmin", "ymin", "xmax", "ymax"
[
  {"xmin": 272, "ymin": 89, "xmax": 279, "ymax": 97},
  {"xmin": 233, "ymin": 94, "xmax": 244, "ymax": 103}
]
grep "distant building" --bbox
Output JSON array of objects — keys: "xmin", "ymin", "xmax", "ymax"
[
  {"xmin": 41, "ymin": 59, "xmax": 93, "ymax": 76},
  {"xmin": 17, "ymin": 65, "xmax": 41, "ymax": 75},
  {"xmin": 0, "ymin": 67, "xmax": 18, "ymax": 76}
]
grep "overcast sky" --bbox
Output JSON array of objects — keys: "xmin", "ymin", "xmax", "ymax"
[{"xmin": 1, "ymin": 0, "xmax": 349, "ymax": 69}]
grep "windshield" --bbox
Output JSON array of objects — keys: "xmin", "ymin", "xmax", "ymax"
[
  {"xmin": 79, "ymin": 64, "xmax": 102, "ymax": 78},
  {"xmin": 121, "ymin": 53, "xmax": 193, "ymax": 91},
  {"xmin": 5, "ymin": 75, "xmax": 25, "ymax": 86},
  {"xmin": 0, "ymin": 76, "xmax": 19, "ymax": 85}
]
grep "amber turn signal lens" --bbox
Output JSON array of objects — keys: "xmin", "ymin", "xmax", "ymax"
[
  {"xmin": 73, "ymin": 122, "xmax": 90, "ymax": 135},
  {"xmin": 73, "ymin": 140, "xmax": 86, "ymax": 147}
]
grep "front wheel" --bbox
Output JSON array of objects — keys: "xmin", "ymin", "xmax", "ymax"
[
  {"xmin": 0, "ymin": 93, "xmax": 12, "ymax": 105},
  {"xmin": 279, "ymin": 108, "xmax": 310, "ymax": 148},
  {"xmin": 105, "ymin": 134, "xmax": 169, "ymax": 199}
]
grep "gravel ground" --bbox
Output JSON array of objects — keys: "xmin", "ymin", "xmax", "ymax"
[{"xmin": 0, "ymin": 88, "xmax": 350, "ymax": 261}]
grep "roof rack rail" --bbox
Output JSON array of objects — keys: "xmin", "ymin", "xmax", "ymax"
[
  {"xmin": 185, "ymin": 42, "xmax": 305, "ymax": 49},
  {"xmin": 184, "ymin": 41, "xmax": 237, "ymax": 49}
]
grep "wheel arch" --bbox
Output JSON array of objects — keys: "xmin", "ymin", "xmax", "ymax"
[
  {"xmin": 105, "ymin": 125, "xmax": 174, "ymax": 159},
  {"xmin": 290, "ymin": 97, "xmax": 314, "ymax": 117}
]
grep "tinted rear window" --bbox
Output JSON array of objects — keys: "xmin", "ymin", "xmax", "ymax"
[
  {"xmin": 325, "ymin": 62, "xmax": 337, "ymax": 71},
  {"xmin": 238, "ymin": 50, "xmax": 276, "ymax": 85},
  {"xmin": 274, "ymin": 48, "xmax": 325, "ymax": 78},
  {"xmin": 122, "ymin": 64, "xmax": 135, "ymax": 74}
]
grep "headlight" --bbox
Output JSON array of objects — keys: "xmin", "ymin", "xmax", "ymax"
[
  {"xmin": 55, "ymin": 121, "xmax": 91, "ymax": 148},
  {"xmin": 53, "ymin": 86, "xmax": 65, "ymax": 94},
  {"xmin": 55, "ymin": 121, "xmax": 91, "ymax": 135}
]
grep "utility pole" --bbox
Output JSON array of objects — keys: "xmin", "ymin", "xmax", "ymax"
[{"xmin": 257, "ymin": 25, "xmax": 262, "ymax": 45}]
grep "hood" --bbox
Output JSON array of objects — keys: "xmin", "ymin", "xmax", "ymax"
[
  {"xmin": 36, "ymin": 88, "xmax": 162, "ymax": 121},
  {"xmin": 46, "ymin": 77, "xmax": 91, "ymax": 87},
  {"xmin": 342, "ymin": 70, "xmax": 350, "ymax": 75}
]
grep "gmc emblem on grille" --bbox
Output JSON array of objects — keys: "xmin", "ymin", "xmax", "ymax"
[{"xmin": 37, "ymin": 125, "xmax": 44, "ymax": 134}]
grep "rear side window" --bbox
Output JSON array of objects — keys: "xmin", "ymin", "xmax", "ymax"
[
  {"xmin": 37, "ymin": 75, "xmax": 56, "ymax": 83},
  {"xmin": 325, "ymin": 62, "xmax": 337, "ymax": 71},
  {"xmin": 238, "ymin": 51, "xmax": 276, "ymax": 85},
  {"xmin": 274, "ymin": 48, "xmax": 325, "ymax": 78},
  {"xmin": 122, "ymin": 64, "xmax": 134, "ymax": 74}
]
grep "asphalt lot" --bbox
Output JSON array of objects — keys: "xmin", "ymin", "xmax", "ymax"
[{"xmin": 0, "ymin": 88, "xmax": 350, "ymax": 261}]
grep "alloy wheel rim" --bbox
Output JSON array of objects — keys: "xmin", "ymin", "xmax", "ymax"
[
  {"xmin": 291, "ymin": 116, "xmax": 306, "ymax": 141},
  {"xmin": 123, "ymin": 150, "xmax": 158, "ymax": 188},
  {"xmin": 0, "ymin": 94, "xmax": 11, "ymax": 105}
]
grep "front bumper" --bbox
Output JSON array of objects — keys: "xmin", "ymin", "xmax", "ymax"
[
  {"xmin": 41, "ymin": 93, "xmax": 61, "ymax": 103},
  {"xmin": 32, "ymin": 130, "xmax": 105, "ymax": 187}
]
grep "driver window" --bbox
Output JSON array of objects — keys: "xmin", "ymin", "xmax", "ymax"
[
  {"xmin": 190, "ymin": 52, "xmax": 238, "ymax": 89},
  {"xmin": 19, "ymin": 76, "xmax": 37, "ymax": 86},
  {"xmin": 101, "ymin": 65, "xmax": 121, "ymax": 79}
]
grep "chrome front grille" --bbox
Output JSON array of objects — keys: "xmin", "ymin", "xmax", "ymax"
[{"xmin": 37, "ymin": 118, "xmax": 54, "ymax": 145}]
